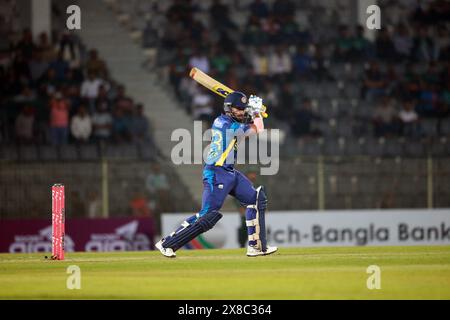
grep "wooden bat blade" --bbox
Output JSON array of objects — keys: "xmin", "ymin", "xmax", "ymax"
[
  {"xmin": 189, "ymin": 67, "xmax": 268, "ymax": 118},
  {"xmin": 189, "ymin": 67, "xmax": 233, "ymax": 98}
]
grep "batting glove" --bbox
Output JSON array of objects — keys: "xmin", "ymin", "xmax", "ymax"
[{"xmin": 248, "ymin": 95, "xmax": 264, "ymax": 115}]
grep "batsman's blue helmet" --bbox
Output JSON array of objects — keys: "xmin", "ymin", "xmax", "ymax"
[{"xmin": 224, "ymin": 91, "xmax": 248, "ymax": 113}]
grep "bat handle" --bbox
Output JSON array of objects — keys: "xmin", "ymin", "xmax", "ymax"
[{"xmin": 261, "ymin": 105, "xmax": 268, "ymax": 118}]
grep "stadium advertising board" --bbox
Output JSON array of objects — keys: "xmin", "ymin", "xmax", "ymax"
[
  {"xmin": 162, "ymin": 209, "xmax": 450, "ymax": 249},
  {"xmin": 0, "ymin": 217, "xmax": 155, "ymax": 253}
]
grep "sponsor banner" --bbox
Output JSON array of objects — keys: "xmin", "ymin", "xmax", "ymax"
[
  {"xmin": 162, "ymin": 209, "xmax": 450, "ymax": 249},
  {"xmin": 0, "ymin": 217, "xmax": 155, "ymax": 253}
]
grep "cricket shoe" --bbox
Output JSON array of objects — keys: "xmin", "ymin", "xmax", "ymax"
[
  {"xmin": 246, "ymin": 245, "xmax": 278, "ymax": 257},
  {"xmin": 155, "ymin": 239, "xmax": 176, "ymax": 258}
]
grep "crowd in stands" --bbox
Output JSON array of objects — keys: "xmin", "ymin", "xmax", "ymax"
[
  {"xmin": 0, "ymin": 16, "xmax": 152, "ymax": 146},
  {"xmin": 141, "ymin": 0, "xmax": 450, "ymax": 141}
]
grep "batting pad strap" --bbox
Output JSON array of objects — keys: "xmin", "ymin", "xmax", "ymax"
[
  {"xmin": 247, "ymin": 205, "xmax": 257, "ymax": 209},
  {"xmin": 248, "ymin": 234, "xmax": 260, "ymax": 241},
  {"xmin": 246, "ymin": 219, "xmax": 258, "ymax": 227}
]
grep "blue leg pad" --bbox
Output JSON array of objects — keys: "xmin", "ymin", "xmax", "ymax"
[{"xmin": 163, "ymin": 211, "xmax": 222, "ymax": 251}]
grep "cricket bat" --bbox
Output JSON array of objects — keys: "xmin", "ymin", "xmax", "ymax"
[{"xmin": 189, "ymin": 67, "xmax": 268, "ymax": 118}]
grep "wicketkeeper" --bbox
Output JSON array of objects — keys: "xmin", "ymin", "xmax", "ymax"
[{"xmin": 156, "ymin": 92, "xmax": 277, "ymax": 258}]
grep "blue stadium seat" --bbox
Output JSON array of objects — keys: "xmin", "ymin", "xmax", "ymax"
[
  {"xmin": 297, "ymin": 138, "xmax": 322, "ymax": 156},
  {"xmin": 366, "ymin": 138, "xmax": 385, "ymax": 157},
  {"xmin": 39, "ymin": 145, "xmax": 59, "ymax": 161},
  {"xmin": 79, "ymin": 144, "xmax": 99, "ymax": 160},
  {"xmin": 440, "ymin": 118, "xmax": 450, "ymax": 136},
  {"xmin": 421, "ymin": 118, "xmax": 438, "ymax": 137},
  {"xmin": 429, "ymin": 139, "xmax": 449, "ymax": 156},
  {"xmin": 383, "ymin": 138, "xmax": 404, "ymax": 157},
  {"xmin": 60, "ymin": 145, "xmax": 79, "ymax": 161},
  {"xmin": 0, "ymin": 145, "xmax": 18, "ymax": 161},
  {"xmin": 404, "ymin": 141, "xmax": 425, "ymax": 157}
]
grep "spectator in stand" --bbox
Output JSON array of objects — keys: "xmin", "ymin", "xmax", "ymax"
[
  {"xmin": 58, "ymin": 32, "xmax": 78, "ymax": 62},
  {"xmin": 290, "ymin": 98, "xmax": 322, "ymax": 138},
  {"xmin": 48, "ymin": 51, "xmax": 69, "ymax": 81},
  {"xmin": 86, "ymin": 49, "xmax": 108, "ymax": 79},
  {"xmin": 436, "ymin": 25, "xmax": 450, "ymax": 62},
  {"xmin": 36, "ymin": 32, "xmax": 56, "ymax": 62},
  {"xmin": 62, "ymin": 68, "xmax": 79, "ymax": 87},
  {"xmin": 375, "ymin": 28, "xmax": 397, "ymax": 62},
  {"xmin": 95, "ymin": 84, "xmax": 111, "ymax": 112},
  {"xmin": 385, "ymin": 65, "xmax": 400, "ymax": 95},
  {"xmin": 70, "ymin": 104, "xmax": 92, "ymax": 143},
  {"xmin": 13, "ymin": 85, "xmax": 37, "ymax": 104},
  {"xmin": 250, "ymin": 45, "xmax": 269, "ymax": 76},
  {"xmin": 28, "ymin": 51, "xmax": 48, "ymax": 83},
  {"xmin": 210, "ymin": 0, "xmax": 237, "ymax": 32},
  {"xmin": 272, "ymin": 0, "xmax": 296, "ymax": 20},
  {"xmin": 276, "ymin": 83, "xmax": 295, "ymax": 121},
  {"xmin": 191, "ymin": 87, "xmax": 214, "ymax": 127},
  {"xmin": 399, "ymin": 98, "xmax": 421, "ymax": 138},
  {"xmin": 262, "ymin": 80, "xmax": 279, "ymax": 111},
  {"xmin": 70, "ymin": 190, "xmax": 86, "ymax": 218},
  {"xmin": 12, "ymin": 50, "xmax": 30, "ymax": 80},
  {"xmin": 92, "ymin": 103, "xmax": 113, "ymax": 142},
  {"xmin": 169, "ymin": 48, "xmax": 189, "ymax": 98},
  {"xmin": 250, "ymin": 46, "xmax": 269, "ymax": 89},
  {"xmin": 131, "ymin": 103, "xmax": 151, "ymax": 143},
  {"xmin": 268, "ymin": 45, "xmax": 292, "ymax": 80},
  {"xmin": 423, "ymin": 61, "xmax": 441, "ymax": 85},
  {"xmin": 210, "ymin": 46, "xmax": 231, "ymax": 78},
  {"xmin": 412, "ymin": 25, "xmax": 439, "ymax": 62},
  {"xmin": 49, "ymin": 91, "xmax": 70, "ymax": 145},
  {"xmin": 243, "ymin": 15, "xmax": 267, "ymax": 46},
  {"xmin": 129, "ymin": 192, "xmax": 153, "ymax": 218},
  {"xmin": 39, "ymin": 67, "xmax": 58, "ymax": 97},
  {"xmin": 334, "ymin": 25, "xmax": 354, "ymax": 61},
  {"xmin": 87, "ymin": 190, "xmax": 102, "ymax": 218},
  {"xmin": 178, "ymin": 74, "xmax": 198, "ymax": 112},
  {"xmin": 363, "ymin": 61, "xmax": 387, "ymax": 101},
  {"xmin": 15, "ymin": 28, "xmax": 34, "ymax": 60},
  {"xmin": 292, "ymin": 45, "xmax": 312, "ymax": 79},
  {"xmin": 112, "ymin": 107, "xmax": 131, "ymax": 143},
  {"xmin": 81, "ymin": 72, "xmax": 107, "ymax": 113},
  {"xmin": 249, "ymin": 0, "xmax": 269, "ymax": 19},
  {"xmin": 65, "ymin": 84, "xmax": 82, "ymax": 114},
  {"xmin": 15, "ymin": 105, "xmax": 35, "ymax": 144},
  {"xmin": 399, "ymin": 62, "xmax": 421, "ymax": 100},
  {"xmin": 262, "ymin": 14, "xmax": 282, "ymax": 45},
  {"xmin": 280, "ymin": 15, "xmax": 300, "ymax": 45},
  {"xmin": 353, "ymin": 25, "xmax": 372, "ymax": 60},
  {"xmin": 442, "ymin": 81, "xmax": 450, "ymax": 109},
  {"xmin": 378, "ymin": 190, "xmax": 397, "ymax": 209},
  {"xmin": 113, "ymin": 85, "xmax": 133, "ymax": 112},
  {"xmin": 373, "ymin": 96, "xmax": 399, "ymax": 137},
  {"xmin": 188, "ymin": 47, "xmax": 210, "ymax": 74},
  {"xmin": 393, "ymin": 24, "xmax": 413, "ymax": 61},
  {"xmin": 416, "ymin": 82, "xmax": 439, "ymax": 117},
  {"xmin": 311, "ymin": 45, "xmax": 334, "ymax": 81},
  {"xmin": 145, "ymin": 163, "xmax": 171, "ymax": 212}
]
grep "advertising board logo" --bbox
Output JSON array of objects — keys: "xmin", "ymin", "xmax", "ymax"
[
  {"xmin": 9, "ymin": 225, "xmax": 75, "ymax": 253},
  {"xmin": 85, "ymin": 220, "xmax": 151, "ymax": 251}
]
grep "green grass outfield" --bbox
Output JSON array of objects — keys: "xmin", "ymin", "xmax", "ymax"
[{"xmin": 1, "ymin": 246, "xmax": 450, "ymax": 299}]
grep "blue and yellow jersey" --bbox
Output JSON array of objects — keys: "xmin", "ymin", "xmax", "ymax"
[{"xmin": 205, "ymin": 114, "xmax": 251, "ymax": 170}]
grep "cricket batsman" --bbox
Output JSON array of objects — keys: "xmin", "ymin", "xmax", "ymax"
[{"xmin": 156, "ymin": 92, "xmax": 277, "ymax": 258}]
